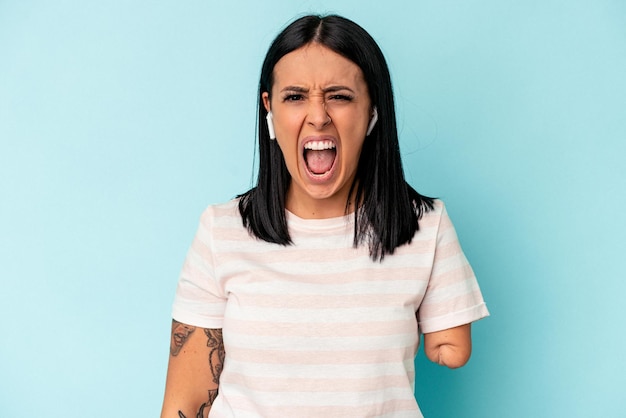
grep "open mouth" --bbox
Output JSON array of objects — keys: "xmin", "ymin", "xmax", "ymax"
[{"xmin": 303, "ymin": 140, "xmax": 337, "ymax": 176}]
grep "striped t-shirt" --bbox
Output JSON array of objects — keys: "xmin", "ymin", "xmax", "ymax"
[{"xmin": 172, "ymin": 198, "xmax": 489, "ymax": 417}]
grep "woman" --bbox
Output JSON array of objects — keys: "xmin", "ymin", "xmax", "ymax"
[{"xmin": 161, "ymin": 14, "xmax": 488, "ymax": 418}]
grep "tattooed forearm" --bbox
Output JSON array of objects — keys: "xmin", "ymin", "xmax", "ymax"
[
  {"xmin": 207, "ymin": 388, "xmax": 218, "ymax": 405},
  {"xmin": 173, "ymin": 329, "xmax": 223, "ymax": 417},
  {"xmin": 170, "ymin": 320, "xmax": 196, "ymax": 356},
  {"xmin": 176, "ymin": 402, "xmax": 206, "ymax": 418},
  {"xmin": 205, "ymin": 329, "xmax": 225, "ymax": 385},
  {"xmin": 177, "ymin": 389, "xmax": 218, "ymax": 418}
]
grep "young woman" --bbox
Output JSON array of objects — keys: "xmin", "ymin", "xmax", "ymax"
[{"xmin": 161, "ymin": 14, "xmax": 488, "ymax": 418}]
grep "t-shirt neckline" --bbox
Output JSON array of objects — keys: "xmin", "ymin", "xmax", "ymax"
[{"xmin": 285, "ymin": 209, "xmax": 355, "ymax": 232}]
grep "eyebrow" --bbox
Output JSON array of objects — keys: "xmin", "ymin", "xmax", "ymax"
[{"xmin": 280, "ymin": 85, "xmax": 356, "ymax": 94}]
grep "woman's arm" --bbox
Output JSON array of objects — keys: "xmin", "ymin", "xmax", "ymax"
[
  {"xmin": 423, "ymin": 323, "xmax": 472, "ymax": 369},
  {"xmin": 161, "ymin": 320, "xmax": 224, "ymax": 418}
]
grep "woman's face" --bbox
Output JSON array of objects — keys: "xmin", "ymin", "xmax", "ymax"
[{"xmin": 263, "ymin": 43, "xmax": 372, "ymax": 218}]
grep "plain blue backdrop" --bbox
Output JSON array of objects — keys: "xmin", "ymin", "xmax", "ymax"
[{"xmin": 1, "ymin": 1, "xmax": 625, "ymax": 417}]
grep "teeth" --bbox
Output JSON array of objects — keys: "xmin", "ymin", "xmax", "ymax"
[{"xmin": 304, "ymin": 140, "xmax": 335, "ymax": 151}]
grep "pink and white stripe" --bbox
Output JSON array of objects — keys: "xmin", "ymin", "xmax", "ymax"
[{"xmin": 173, "ymin": 199, "xmax": 489, "ymax": 417}]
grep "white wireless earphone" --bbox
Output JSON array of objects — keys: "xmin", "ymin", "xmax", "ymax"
[
  {"xmin": 366, "ymin": 107, "xmax": 378, "ymax": 136},
  {"xmin": 266, "ymin": 111, "xmax": 276, "ymax": 140}
]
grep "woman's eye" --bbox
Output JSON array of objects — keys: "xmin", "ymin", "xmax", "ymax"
[
  {"xmin": 283, "ymin": 94, "xmax": 304, "ymax": 102},
  {"xmin": 328, "ymin": 94, "xmax": 353, "ymax": 101}
]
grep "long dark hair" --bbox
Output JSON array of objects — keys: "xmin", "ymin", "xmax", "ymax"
[{"xmin": 238, "ymin": 14, "xmax": 434, "ymax": 261}]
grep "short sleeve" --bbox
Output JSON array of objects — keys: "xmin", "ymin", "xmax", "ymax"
[
  {"xmin": 171, "ymin": 207, "xmax": 227, "ymax": 329},
  {"xmin": 417, "ymin": 204, "xmax": 489, "ymax": 333}
]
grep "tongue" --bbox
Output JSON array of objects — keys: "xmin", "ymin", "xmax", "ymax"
[{"xmin": 305, "ymin": 149, "xmax": 336, "ymax": 174}]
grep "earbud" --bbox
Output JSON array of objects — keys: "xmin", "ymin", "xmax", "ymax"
[
  {"xmin": 266, "ymin": 111, "xmax": 276, "ymax": 140},
  {"xmin": 366, "ymin": 107, "xmax": 378, "ymax": 136}
]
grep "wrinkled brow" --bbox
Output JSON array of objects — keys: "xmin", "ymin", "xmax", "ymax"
[{"xmin": 280, "ymin": 85, "xmax": 356, "ymax": 93}]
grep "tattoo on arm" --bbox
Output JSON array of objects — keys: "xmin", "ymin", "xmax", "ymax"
[
  {"xmin": 170, "ymin": 320, "xmax": 196, "ymax": 356},
  {"xmin": 177, "ymin": 389, "xmax": 219, "ymax": 418},
  {"xmin": 174, "ymin": 328, "xmax": 224, "ymax": 418},
  {"xmin": 205, "ymin": 328, "xmax": 225, "ymax": 385}
]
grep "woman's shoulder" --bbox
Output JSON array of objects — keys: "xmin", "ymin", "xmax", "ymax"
[
  {"xmin": 414, "ymin": 198, "xmax": 457, "ymax": 235},
  {"xmin": 198, "ymin": 198, "xmax": 243, "ymax": 226},
  {"xmin": 419, "ymin": 197, "xmax": 444, "ymax": 219}
]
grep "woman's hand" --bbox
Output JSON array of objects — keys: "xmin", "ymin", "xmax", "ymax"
[{"xmin": 161, "ymin": 320, "xmax": 224, "ymax": 418}]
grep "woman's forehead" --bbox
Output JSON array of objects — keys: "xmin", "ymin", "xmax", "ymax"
[{"xmin": 271, "ymin": 43, "xmax": 365, "ymax": 90}]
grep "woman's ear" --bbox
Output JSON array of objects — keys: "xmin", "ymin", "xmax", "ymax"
[{"xmin": 262, "ymin": 92, "xmax": 271, "ymax": 113}]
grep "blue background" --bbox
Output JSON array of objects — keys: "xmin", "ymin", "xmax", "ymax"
[{"xmin": 1, "ymin": 1, "xmax": 625, "ymax": 417}]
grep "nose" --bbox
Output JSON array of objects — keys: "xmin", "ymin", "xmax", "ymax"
[{"xmin": 306, "ymin": 99, "xmax": 331, "ymax": 130}]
